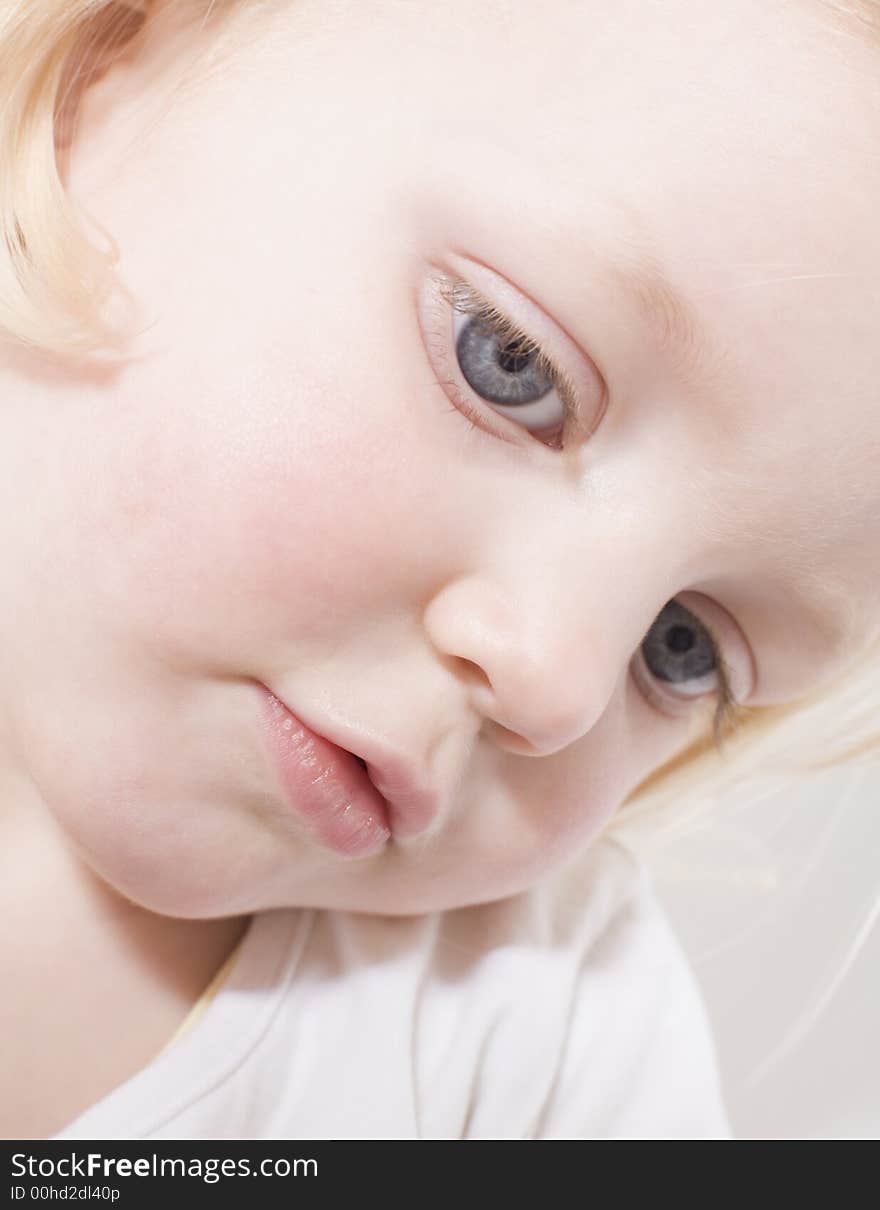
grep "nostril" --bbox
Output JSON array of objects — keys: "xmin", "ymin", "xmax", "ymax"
[{"xmin": 456, "ymin": 656, "xmax": 492, "ymax": 691}]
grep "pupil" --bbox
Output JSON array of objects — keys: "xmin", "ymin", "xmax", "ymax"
[
  {"xmin": 497, "ymin": 340, "xmax": 533, "ymax": 374},
  {"xmin": 666, "ymin": 624, "xmax": 695, "ymax": 654}
]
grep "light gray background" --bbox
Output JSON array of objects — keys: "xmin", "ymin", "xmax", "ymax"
[{"xmin": 652, "ymin": 761, "xmax": 880, "ymax": 1139}]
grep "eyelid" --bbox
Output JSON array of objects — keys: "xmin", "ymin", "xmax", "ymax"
[
  {"xmin": 419, "ymin": 256, "xmax": 607, "ymax": 444},
  {"xmin": 631, "ymin": 645, "xmax": 712, "ymax": 718}
]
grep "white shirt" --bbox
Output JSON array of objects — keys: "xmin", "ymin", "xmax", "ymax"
[{"xmin": 54, "ymin": 838, "xmax": 732, "ymax": 1139}]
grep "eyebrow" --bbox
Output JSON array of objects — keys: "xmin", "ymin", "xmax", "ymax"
[
  {"xmin": 607, "ymin": 250, "xmax": 736, "ymax": 396},
  {"xmin": 782, "ymin": 562, "xmax": 869, "ymax": 660}
]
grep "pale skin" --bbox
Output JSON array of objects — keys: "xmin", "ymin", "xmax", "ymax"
[{"xmin": 0, "ymin": 0, "xmax": 877, "ymax": 1136}]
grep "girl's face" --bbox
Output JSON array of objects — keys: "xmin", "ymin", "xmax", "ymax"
[{"xmin": 1, "ymin": 0, "xmax": 876, "ymax": 916}]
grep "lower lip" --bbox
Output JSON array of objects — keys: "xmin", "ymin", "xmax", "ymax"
[{"xmin": 259, "ymin": 686, "xmax": 391, "ymax": 858}]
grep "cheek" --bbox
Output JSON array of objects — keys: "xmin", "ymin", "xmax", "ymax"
[
  {"xmin": 73, "ymin": 365, "xmax": 439, "ymax": 672},
  {"xmin": 514, "ymin": 683, "xmax": 697, "ymax": 876},
  {"xmin": 14, "ymin": 665, "xmax": 301, "ymax": 918},
  {"xmin": 464, "ymin": 698, "xmax": 634, "ymax": 886}
]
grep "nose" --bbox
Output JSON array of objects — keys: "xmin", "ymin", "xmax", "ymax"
[{"xmin": 422, "ymin": 570, "xmax": 631, "ymax": 757}]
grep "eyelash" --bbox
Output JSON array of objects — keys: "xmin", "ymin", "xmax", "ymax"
[
  {"xmin": 432, "ymin": 275, "xmax": 582, "ymax": 448},
  {"xmin": 706, "ymin": 637, "xmax": 744, "ymax": 747},
  {"xmin": 426, "ymin": 272, "xmax": 744, "ymax": 745}
]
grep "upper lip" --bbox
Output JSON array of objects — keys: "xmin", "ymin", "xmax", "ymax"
[{"xmin": 272, "ymin": 692, "xmax": 440, "ymax": 841}]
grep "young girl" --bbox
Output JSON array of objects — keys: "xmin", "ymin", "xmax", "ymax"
[{"xmin": 1, "ymin": 0, "xmax": 877, "ymax": 1139}]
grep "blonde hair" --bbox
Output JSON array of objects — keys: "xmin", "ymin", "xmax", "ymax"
[
  {"xmin": 1, "ymin": 0, "xmax": 878, "ymax": 835},
  {"xmin": 0, "ymin": 0, "xmax": 244, "ymax": 356},
  {"xmin": 0, "ymin": 0, "xmax": 143, "ymax": 355}
]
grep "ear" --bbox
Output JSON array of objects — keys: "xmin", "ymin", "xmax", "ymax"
[{"xmin": 54, "ymin": 3, "xmax": 150, "ymax": 154}]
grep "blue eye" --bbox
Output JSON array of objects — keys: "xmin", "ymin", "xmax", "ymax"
[
  {"xmin": 638, "ymin": 600, "xmax": 721, "ymax": 700},
  {"xmin": 438, "ymin": 277, "xmax": 580, "ymax": 445},
  {"xmin": 456, "ymin": 312, "xmax": 557, "ymax": 409}
]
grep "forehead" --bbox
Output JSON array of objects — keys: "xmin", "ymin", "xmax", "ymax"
[{"xmin": 322, "ymin": 2, "xmax": 879, "ymax": 435}]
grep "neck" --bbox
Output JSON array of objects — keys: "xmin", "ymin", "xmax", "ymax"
[{"xmin": 1, "ymin": 780, "xmax": 248, "ymax": 1138}]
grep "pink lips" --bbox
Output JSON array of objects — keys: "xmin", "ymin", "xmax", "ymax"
[{"xmin": 260, "ymin": 688, "xmax": 392, "ymax": 858}]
